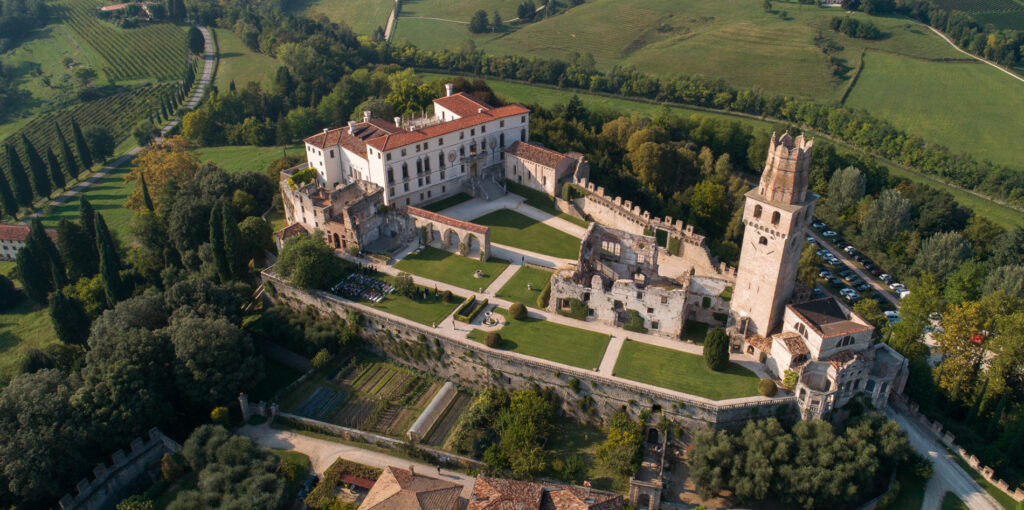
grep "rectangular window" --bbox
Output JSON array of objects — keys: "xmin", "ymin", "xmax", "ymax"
[
  {"xmin": 427, "ymin": 191, "xmax": 431, "ymax": 198},
  {"xmin": 404, "ymin": 183, "xmax": 409, "ymax": 192},
  {"xmin": 521, "ymin": 116, "xmax": 525, "ymax": 122},
  {"xmin": 440, "ymin": 171, "xmax": 445, "ymax": 179},
  {"xmin": 481, "ymin": 125, "xmax": 486, "ymax": 133},
  {"xmin": 471, "ymin": 128, "xmax": 475, "ymax": 136},
  {"xmin": 401, "ymin": 149, "xmax": 407, "ymax": 156},
  {"xmin": 442, "ymin": 185, "xmax": 446, "ymax": 192},
  {"xmin": 651, "ymin": 321, "xmax": 659, "ymax": 330},
  {"xmin": 387, "ymin": 168, "xmax": 394, "ymax": 183},
  {"xmin": 438, "ymin": 138, "xmax": 443, "ymax": 144},
  {"xmin": 416, "ymin": 144, "xmax": 420, "ymax": 152},
  {"xmin": 418, "ymin": 178, "xmax": 423, "ymax": 186},
  {"xmin": 647, "ymin": 307, "xmax": 654, "ymax": 314},
  {"xmin": 426, "ymin": 176, "xmax": 431, "ymax": 184},
  {"xmin": 329, "ymin": 150, "xmax": 334, "ymax": 158},
  {"xmin": 500, "ymin": 120, "xmax": 505, "ymax": 127},
  {"xmin": 386, "ymin": 153, "xmax": 392, "ymax": 161},
  {"xmin": 460, "ymin": 132, "xmax": 464, "ymax": 140},
  {"xmin": 389, "ymin": 187, "xmax": 394, "ymax": 196}
]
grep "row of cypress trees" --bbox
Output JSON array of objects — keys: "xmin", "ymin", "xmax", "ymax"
[{"xmin": 0, "ymin": 119, "xmax": 93, "ymax": 219}]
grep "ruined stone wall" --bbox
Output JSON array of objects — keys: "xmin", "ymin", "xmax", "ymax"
[
  {"xmin": 549, "ymin": 273, "xmax": 688, "ymax": 339},
  {"xmin": 686, "ymin": 276, "xmax": 733, "ymax": 326},
  {"xmin": 264, "ymin": 272, "xmax": 798, "ymax": 431}
]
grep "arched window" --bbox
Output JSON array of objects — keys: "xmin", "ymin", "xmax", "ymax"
[
  {"xmin": 753, "ymin": 205, "xmax": 762, "ymax": 218},
  {"xmin": 771, "ymin": 211, "xmax": 781, "ymax": 225},
  {"xmin": 759, "ymin": 236, "xmax": 768, "ymax": 245}
]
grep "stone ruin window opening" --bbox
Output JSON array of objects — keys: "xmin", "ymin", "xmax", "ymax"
[
  {"xmin": 754, "ymin": 204, "xmax": 763, "ymax": 218},
  {"xmin": 759, "ymin": 236, "xmax": 768, "ymax": 245},
  {"xmin": 771, "ymin": 211, "xmax": 781, "ymax": 225}
]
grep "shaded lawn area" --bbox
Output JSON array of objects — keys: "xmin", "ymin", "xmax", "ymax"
[
  {"xmin": 683, "ymin": 321, "xmax": 710, "ymax": 344},
  {"xmin": 39, "ymin": 159, "xmax": 135, "ymax": 237},
  {"xmin": 880, "ymin": 470, "xmax": 926, "ymax": 510},
  {"xmin": 613, "ymin": 340, "xmax": 758, "ymax": 400},
  {"xmin": 249, "ymin": 357, "xmax": 305, "ymax": 402},
  {"xmin": 192, "ymin": 144, "xmax": 303, "ymax": 174},
  {"xmin": 423, "ymin": 192, "xmax": 473, "ymax": 212},
  {"xmin": 272, "ymin": 449, "xmax": 312, "ymax": 499},
  {"xmin": 496, "ymin": 266, "xmax": 553, "ymax": 308},
  {"xmin": 506, "ymin": 181, "xmax": 590, "ymax": 228},
  {"xmin": 941, "ymin": 491, "xmax": 969, "ymax": 510},
  {"xmin": 394, "ymin": 246, "xmax": 509, "ymax": 292},
  {"xmin": 468, "ymin": 308, "xmax": 609, "ymax": 370},
  {"xmin": 471, "ymin": 209, "xmax": 581, "ymax": 260},
  {"xmin": 360, "ymin": 275, "xmax": 465, "ymax": 326},
  {"xmin": 542, "ymin": 415, "xmax": 629, "ymax": 493},
  {"xmin": 0, "ymin": 298, "xmax": 60, "ymax": 381}
]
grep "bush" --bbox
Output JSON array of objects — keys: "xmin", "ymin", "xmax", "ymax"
[
  {"xmin": 442, "ymin": 290, "xmax": 453, "ymax": 303},
  {"xmin": 537, "ymin": 281, "xmax": 551, "ymax": 308},
  {"xmin": 311, "ymin": 349, "xmax": 330, "ymax": 369},
  {"xmin": 568, "ymin": 377, "xmax": 581, "ymax": 393},
  {"xmin": 509, "ymin": 302, "xmax": 527, "ymax": 320},
  {"xmin": 484, "ymin": 332, "xmax": 502, "ymax": 348},
  {"xmin": 210, "ymin": 406, "xmax": 230, "ymax": 427},
  {"xmin": 454, "ymin": 296, "xmax": 489, "ymax": 323},
  {"xmin": 783, "ymin": 370, "xmax": 799, "ymax": 389},
  {"xmin": 758, "ymin": 379, "xmax": 777, "ymax": 397},
  {"xmin": 703, "ymin": 328, "xmax": 729, "ymax": 371}
]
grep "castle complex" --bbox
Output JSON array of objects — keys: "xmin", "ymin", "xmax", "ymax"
[{"xmin": 280, "ymin": 88, "xmax": 905, "ymax": 423}]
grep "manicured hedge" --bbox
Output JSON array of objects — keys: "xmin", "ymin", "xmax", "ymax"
[{"xmin": 454, "ymin": 295, "xmax": 488, "ymax": 323}]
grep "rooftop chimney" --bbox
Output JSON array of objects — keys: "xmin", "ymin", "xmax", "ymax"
[
  {"xmin": 322, "ymin": 128, "xmax": 328, "ymax": 138},
  {"xmin": 477, "ymin": 108, "xmax": 484, "ymax": 114},
  {"xmin": 445, "ymin": 82, "xmax": 454, "ymax": 96},
  {"xmin": 347, "ymin": 121, "xmax": 356, "ymax": 134},
  {"xmin": 394, "ymin": 116, "xmax": 402, "ymax": 128},
  {"xmin": 363, "ymin": 110, "xmax": 371, "ymax": 122}
]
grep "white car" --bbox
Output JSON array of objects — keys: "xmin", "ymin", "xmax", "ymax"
[
  {"xmin": 884, "ymin": 310, "xmax": 899, "ymax": 320},
  {"xmin": 888, "ymin": 281, "xmax": 903, "ymax": 290},
  {"xmin": 898, "ymin": 290, "xmax": 911, "ymax": 299},
  {"xmin": 823, "ymin": 230, "xmax": 838, "ymax": 237},
  {"xmin": 879, "ymin": 273, "xmax": 893, "ymax": 283},
  {"xmin": 844, "ymin": 246, "xmax": 857, "ymax": 255},
  {"xmin": 807, "ymin": 236, "xmax": 817, "ymax": 244}
]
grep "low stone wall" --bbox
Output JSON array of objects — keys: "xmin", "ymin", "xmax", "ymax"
[
  {"xmin": 901, "ymin": 399, "xmax": 1024, "ymax": 501},
  {"xmin": 264, "ymin": 272, "xmax": 797, "ymax": 431},
  {"xmin": 59, "ymin": 428, "xmax": 181, "ymax": 510}
]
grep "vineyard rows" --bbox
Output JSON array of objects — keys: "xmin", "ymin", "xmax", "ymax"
[
  {"xmin": 0, "ymin": 83, "xmax": 176, "ymax": 176},
  {"xmin": 56, "ymin": 0, "xmax": 187, "ymax": 82}
]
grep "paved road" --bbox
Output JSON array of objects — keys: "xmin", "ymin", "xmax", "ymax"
[
  {"xmin": 806, "ymin": 229, "xmax": 899, "ymax": 308},
  {"xmin": 887, "ymin": 408, "xmax": 1001, "ymax": 510},
  {"xmin": 239, "ymin": 423, "xmax": 478, "ymax": 498},
  {"xmin": 25, "ymin": 26, "xmax": 215, "ymax": 222}
]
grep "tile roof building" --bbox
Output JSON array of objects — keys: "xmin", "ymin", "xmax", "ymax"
[
  {"xmin": 503, "ymin": 141, "xmax": 590, "ymax": 197},
  {"xmin": 358, "ymin": 466, "xmax": 462, "ymax": 510},
  {"xmin": 303, "ymin": 84, "xmax": 531, "ymax": 208},
  {"xmin": 0, "ymin": 224, "xmax": 57, "ymax": 261},
  {"xmin": 468, "ymin": 476, "xmax": 622, "ymax": 510}
]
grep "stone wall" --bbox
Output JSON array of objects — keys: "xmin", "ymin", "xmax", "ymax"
[
  {"xmin": 59, "ymin": 428, "xmax": 181, "ymax": 510},
  {"xmin": 264, "ymin": 272, "xmax": 798, "ymax": 431}
]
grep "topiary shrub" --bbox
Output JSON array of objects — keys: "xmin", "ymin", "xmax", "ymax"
[
  {"xmin": 484, "ymin": 332, "xmax": 502, "ymax": 348},
  {"xmin": 703, "ymin": 328, "xmax": 730, "ymax": 371},
  {"xmin": 509, "ymin": 302, "xmax": 527, "ymax": 320},
  {"xmin": 758, "ymin": 379, "xmax": 777, "ymax": 397}
]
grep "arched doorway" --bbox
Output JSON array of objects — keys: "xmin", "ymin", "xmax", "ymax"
[{"xmin": 646, "ymin": 428, "xmax": 659, "ymax": 445}]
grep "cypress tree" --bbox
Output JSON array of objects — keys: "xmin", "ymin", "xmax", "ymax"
[
  {"xmin": 79, "ymin": 196, "xmax": 98, "ymax": 253},
  {"xmin": 55, "ymin": 124, "xmax": 80, "ymax": 180},
  {"xmin": 222, "ymin": 205, "xmax": 243, "ymax": 278},
  {"xmin": 210, "ymin": 204, "xmax": 229, "ymax": 282},
  {"xmin": 15, "ymin": 235, "xmax": 49, "ymax": 303},
  {"xmin": 5, "ymin": 143, "xmax": 34, "ymax": 207},
  {"xmin": 95, "ymin": 212, "xmax": 124, "ymax": 306},
  {"xmin": 20, "ymin": 134, "xmax": 52, "ymax": 199},
  {"xmin": 45, "ymin": 148, "xmax": 66, "ymax": 191},
  {"xmin": 0, "ymin": 167, "xmax": 18, "ymax": 219},
  {"xmin": 49, "ymin": 292, "xmax": 89, "ymax": 347},
  {"xmin": 57, "ymin": 218, "xmax": 98, "ymax": 281},
  {"xmin": 27, "ymin": 218, "xmax": 65, "ymax": 290},
  {"xmin": 50, "ymin": 259, "xmax": 67, "ymax": 291},
  {"xmin": 140, "ymin": 173, "xmax": 154, "ymax": 211},
  {"xmin": 71, "ymin": 118, "xmax": 93, "ymax": 170}
]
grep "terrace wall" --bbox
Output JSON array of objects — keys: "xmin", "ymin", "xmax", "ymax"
[{"xmin": 264, "ymin": 272, "xmax": 797, "ymax": 431}]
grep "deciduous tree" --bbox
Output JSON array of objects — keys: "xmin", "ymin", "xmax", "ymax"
[{"xmin": 125, "ymin": 136, "xmax": 198, "ymax": 211}]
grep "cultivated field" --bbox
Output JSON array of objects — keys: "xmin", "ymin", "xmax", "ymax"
[
  {"xmin": 287, "ymin": 0, "xmax": 393, "ymax": 35},
  {"xmin": 846, "ymin": 51, "xmax": 1024, "ymax": 169},
  {"xmin": 212, "ymin": 28, "xmax": 281, "ymax": 90}
]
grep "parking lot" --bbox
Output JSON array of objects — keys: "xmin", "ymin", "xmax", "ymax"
[{"xmin": 807, "ymin": 219, "xmax": 901, "ymax": 314}]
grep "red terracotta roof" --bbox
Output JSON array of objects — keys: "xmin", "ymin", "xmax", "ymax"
[
  {"xmin": 0, "ymin": 224, "xmax": 56, "ymax": 243},
  {"xmin": 359, "ymin": 466, "xmax": 461, "ymax": 510},
  {"xmin": 274, "ymin": 222, "xmax": 308, "ymax": 240},
  {"xmin": 406, "ymin": 206, "xmax": 489, "ymax": 235},
  {"xmin": 340, "ymin": 473, "xmax": 376, "ymax": 490},
  {"xmin": 433, "ymin": 92, "xmax": 493, "ymax": 118},
  {"xmin": 469, "ymin": 476, "xmax": 622, "ymax": 510},
  {"xmin": 304, "ymin": 120, "xmax": 403, "ymax": 155},
  {"xmin": 366, "ymin": 105, "xmax": 530, "ymax": 152},
  {"xmin": 505, "ymin": 141, "xmax": 569, "ymax": 168}
]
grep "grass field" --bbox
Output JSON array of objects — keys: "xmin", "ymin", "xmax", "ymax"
[
  {"xmin": 471, "ymin": 209, "xmax": 581, "ymax": 259},
  {"xmin": 503, "ymin": 181, "xmax": 590, "ymax": 228},
  {"xmin": 846, "ymin": 51, "xmax": 1024, "ymax": 169},
  {"xmin": 213, "ymin": 28, "xmax": 281, "ymax": 90},
  {"xmin": 288, "ymin": 0, "xmax": 393, "ymax": 35},
  {"xmin": 613, "ymin": 340, "xmax": 759, "ymax": 400},
  {"xmin": 496, "ymin": 266, "xmax": 553, "ymax": 307},
  {"xmin": 39, "ymin": 159, "xmax": 135, "ymax": 236},
  {"xmin": 358, "ymin": 275, "xmax": 464, "ymax": 325},
  {"xmin": 469, "ymin": 308, "xmax": 610, "ymax": 369},
  {"xmin": 881, "ymin": 471, "xmax": 926, "ymax": 510},
  {"xmin": 192, "ymin": 144, "xmax": 303, "ymax": 174},
  {"xmin": 941, "ymin": 491, "xmax": 969, "ymax": 510},
  {"xmin": 394, "ymin": 246, "xmax": 509, "ymax": 291},
  {"xmin": 0, "ymin": 299, "xmax": 60, "ymax": 381}
]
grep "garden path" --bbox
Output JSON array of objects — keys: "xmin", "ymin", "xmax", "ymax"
[
  {"xmin": 598, "ymin": 335, "xmax": 624, "ymax": 376},
  {"xmin": 483, "ymin": 262, "xmax": 521, "ymax": 295},
  {"xmin": 437, "ymin": 194, "xmax": 588, "ymax": 239},
  {"xmin": 239, "ymin": 423, "xmax": 478, "ymax": 498}
]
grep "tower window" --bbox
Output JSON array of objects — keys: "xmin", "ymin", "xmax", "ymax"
[
  {"xmin": 753, "ymin": 205, "xmax": 762, "ymax": 218},
  {"xmin": 759, "ymin": 236, "xmax": 768, "ymax": 245},
  {"xmin": 771, "ymin": 211, "xmax": 781, "ymax": 225}
]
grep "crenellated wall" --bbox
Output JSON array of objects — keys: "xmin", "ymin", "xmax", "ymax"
[
  {"xmin": 263, "ymin": 271, "xmax": 798, "ymax": 431},
  {"xmin": 59, "ymin": 428, "xmax": 181, "ymax": 510}
]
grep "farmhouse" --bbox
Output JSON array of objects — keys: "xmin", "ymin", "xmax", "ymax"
[
  {"xmin": 0, "ymin": 224, "xmax": 57, "ymax": 261},
  {"xmin": 469, "ymin": 476, "xmax": 622, "ymax": 509}
]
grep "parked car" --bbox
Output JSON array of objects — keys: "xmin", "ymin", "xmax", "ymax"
[
  {"xmin": 869, "ymin": 268, "xmax": 882, "ymax": 276},
  {"xmin": 839, "ymin": 269, "xmax": 854, "ymax": 278},
  {"xmin": 813, "ymin": 288, "xmax": 825, "ymax": 297},
  {"xmin": 819, "ymin": 270, "xmax": 833, "ymax": 278},
  {"xmin": 845, "ymin": 294, "xmax": 860, "ymax": 303},
  {"xmin": 812, "ymin": 220, "xmax": 826, "ymax": 229},
  {"xmin": 822, "ymin": 230, "xmax": 838, "ymax": 237},
  {"xmin": 856, "ymin": 283, "xmax": 871, "ymax": 292},
  {"xmin": 884, "ymin": 310, "xmax": 899, "ymax": 320},
  {"xmin": 879, "ymin": 274, "xmax": 893, "ymax": 283},
  {"xmin": 829, "ymin": 277, "xmax": 843, "ymax": 287},
  {"xmin": 844, "ymin": 246, "xmax": 857, "ymax": 255},
  {"xmin": 928, "ymin": 312, "xmax": 942, "ymax": 321},
  {"xmin": 807, "ymin": 236, "xmax": 817, "ymax": 244},
  {"xmin": 898, "ymin": 289, "xmax": 911, "ymax": 299},
  {"xmin": 836, "ymin": 240, "xmax": 849, "ymax": 248},
  {"xmin": 889, "ymin": 282, "xmax": 904, "ymax": 291}
]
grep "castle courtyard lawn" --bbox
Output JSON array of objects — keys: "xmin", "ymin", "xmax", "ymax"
[
  {"xmin": 496, "ymin": 266, "xmax": 554, "ymax": 308},
  {"xmin": 394, "ymin": 246, "xmax": 509, "ymax": 292},
  {"xmin": 362, "ymin": 276, "xmax": 465, "ymax": 326},
  {"xmin": 468, "ymin": 309, "xmax": 609, "ymax": 370},
  {"xmin": 613, "ymin": 340, "xmax": 759, "ymax": 400},
  {"xmin": 470, "ymin": 209, "xmax": 581, "ymax": 260}
]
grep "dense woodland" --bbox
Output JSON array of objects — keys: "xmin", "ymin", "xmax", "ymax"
[{"xmin": 0, "ymin": 0, "xmax": 49, "ymax": 52}]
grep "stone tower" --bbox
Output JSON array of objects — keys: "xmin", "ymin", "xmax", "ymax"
[{"xmin": 731, "ymin": 133, "xmax": 817, "ymax": 336}]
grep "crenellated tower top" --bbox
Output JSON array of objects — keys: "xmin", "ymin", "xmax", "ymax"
[{"xmin": 758, "ymin": 132, "xmax": 813, "ymax": 205}]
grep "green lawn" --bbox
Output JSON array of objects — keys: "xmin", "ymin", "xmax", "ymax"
[
  {"xmin": 213, "ymin": 28, "xmax": 281, "ymax": 90},
  {"xmin": 192, "ymin": 145, "xmax": 303, "ymax": 175},
  {"xmin": 272, "ymin": 449, "xmax": 312, "ymax": 500},
  {"xmin": 422, "ymin": 192, "xmax": 474, "ymax": 212},
  {"xmin": 496, "ymin": 266, "xmax": 553, "ymax": 308},
  {"xmin": 613, "ymin": 340, "xmax": 759, "ymax": 400},
  {"xmin": 0, "ymin": 299, "xmax": 60, "ymax": 381},
  {"xmin": 504, "ymin": 181, "xmax": 590, "ymax": 228},
  {"xmin": 683, "ymin": 321, "xmax": 710, "ymax": 344},
  {"xmin": 468, "ymin": 308, "xmax": 610, "ymax": 369},
  {"xmin": 394, "ymin": 246, "xmax": 510, "ymax": 292},
  {"xmin": 290, "ymin": 0, "xmax": 393, "ymax": 34},
  {"xmin": 360, "ymin": 275, "xmax": 465, "ymax": 325},
  {"xmin": 940, "ymin": 492, "xmax": 969, "ymax": 510},
  {"xmin": 471, "ymin": 209, "xmax": 581, "ymax": 259},
  {"xmin": 847, "ymin": 51, "xmax": 1024, "ymax": 170},
  {"xmin": 39, "ymin": 159, "xmax": 135, "ymax": 237}
]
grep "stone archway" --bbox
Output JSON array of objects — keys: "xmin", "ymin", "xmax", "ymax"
[
  {"xmin": 464, "ymin": 233, "xmax": 481, "ymax": 257},
  {"xmin": 443, "ymin": 228, "xmax": 458, "ymax": 250}
]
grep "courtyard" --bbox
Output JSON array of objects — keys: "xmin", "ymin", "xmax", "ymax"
[
  {"xmin": 343, "ymin": 273, "xmax": 464, "ymax": 326},
  {"xmin": 496, "ymin": 266, "xmax": 554, "ymax": 307},
  {"xmin": 471, "ymin": 209, "xmax": 582, "ymax": 259},
  {"xmin": 394, "ymin": 246, "xmax": 510, "ymax": 292},
  {"xmin": 613, "ymin": 340, "xmax": 760, "ymax": 400},
  {"xmin": 468, "ymin": 308, "xmax": 610, "ymax": 370}
]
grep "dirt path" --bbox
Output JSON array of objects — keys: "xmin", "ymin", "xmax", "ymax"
[{"xmin": 924, "ymin": 24, "xmax": 1024, "ymax": 85}]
